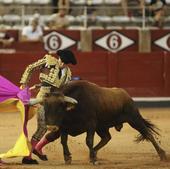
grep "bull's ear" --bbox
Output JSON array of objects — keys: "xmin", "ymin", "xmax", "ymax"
[{"xmin": 64, "ymin": 96, "xmax": 78, "ymax": 111}]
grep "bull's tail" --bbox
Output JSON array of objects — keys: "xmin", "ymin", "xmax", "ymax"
[
  {"xmin": 127, "ymin": 108, "xmax": 160, "ymax": 143},
  {"xmin": 126, "ymin": 106, "xmax": 167, "ymax": 161},
  {"xmin": 135, "ymin": 118, "xmax": 159, "ymax": 142}
]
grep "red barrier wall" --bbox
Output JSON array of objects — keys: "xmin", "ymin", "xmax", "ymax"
[
  {"xmin": 115, "ymin": 52, "xmax": 165, "ymax": 96},
  {"xmin": 0, "ymin": 51, "xmax": 170, "ymax": 97}
]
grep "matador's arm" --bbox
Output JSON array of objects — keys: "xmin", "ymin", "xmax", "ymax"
[{"xmin": 20, "ymin": 54, "xmax": 59, "ymax": 85}]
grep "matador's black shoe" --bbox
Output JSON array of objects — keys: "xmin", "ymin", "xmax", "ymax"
[
  {"xmin": 22, "ymin": 157, "xmax": 39, "ymax": 164},
  {"xmin": 33, "ymin": 149, "xmax": 48, "ymax": 161}
]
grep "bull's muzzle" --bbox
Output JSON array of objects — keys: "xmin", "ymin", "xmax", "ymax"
[{"xmin": 47, "ymin": 125, "xmax": 59, "ymax": 132}]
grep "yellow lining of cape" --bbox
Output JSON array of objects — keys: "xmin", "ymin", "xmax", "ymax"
[{"xmin": 0, "ymin": 98, "xmax": 36, "ymax": 158}]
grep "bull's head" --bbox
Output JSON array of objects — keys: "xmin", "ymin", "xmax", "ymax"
[{"xmin": 43, "ymin": 92, "xmax": 77, "ymax": 131}]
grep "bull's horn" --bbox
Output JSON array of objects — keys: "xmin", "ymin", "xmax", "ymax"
[
  {"xmin": 64, "ymin": 96, "xmax": 78, "ymax": 104},
  {"xmin": 29, "ymin": 98, "xmax": 43, "ymax": 105}
]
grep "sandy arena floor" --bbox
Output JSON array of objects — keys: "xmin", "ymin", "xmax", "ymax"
[{"xmin": 0, "ymin": 107, "xmax": 170, "ymax": 169}]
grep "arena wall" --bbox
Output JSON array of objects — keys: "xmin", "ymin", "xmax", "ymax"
[{"xmin": 0, "ymin": 51, "xmax": 170, "ymax": 97}]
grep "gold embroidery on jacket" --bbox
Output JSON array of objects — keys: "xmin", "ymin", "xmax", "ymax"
[{"xmin": 20, "ymin": 54, "xmax": 72, "ymax": 88}]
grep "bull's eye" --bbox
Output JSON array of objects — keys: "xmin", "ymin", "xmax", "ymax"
[{"xmin": 58, "ymin": 102, "xmax": 67, "ymax": 110}]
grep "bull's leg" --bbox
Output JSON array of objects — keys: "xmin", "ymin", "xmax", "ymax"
[
  {"xmin": 93, "ymin": 128, "xmax": 111, "ymax": 158},
  {"xmin": 147, "ymin": 135, "xmax": 167, "ymax": 161},
  {"xmin": 86, "ymin": 130, "xmax": 96, "ymax": 164},
  {"xmin": 61, "ymin": 133, "xmax": 72, "ymax": 164}
]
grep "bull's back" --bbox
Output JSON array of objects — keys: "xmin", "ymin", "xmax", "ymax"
[
  {"xmin": 62, "ymin": 81, "xmax": 134, "ymax": 130},
  {"xmin": 65, "ymin": 80, "xmax": 132, "ymax": 112}
]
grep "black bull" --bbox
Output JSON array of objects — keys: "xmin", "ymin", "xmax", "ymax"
[{"xmin": 43, "ymin": 80, "xmax": 167, "ymax": 164}]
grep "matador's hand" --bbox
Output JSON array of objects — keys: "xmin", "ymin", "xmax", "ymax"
[
  {"xmin": 29, "ymin": 84, "xmax": 41, "ymax": 90},
  {"xmin": 20, "ymin": 84, "xmax": 27, "ymax": 89}
]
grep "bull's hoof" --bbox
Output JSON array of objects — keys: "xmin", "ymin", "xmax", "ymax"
[
  {"xmin": 22, "ymin": 157, "xmax": 39, "ymax": 164},
  {"xmin": 65, "ymin": 159, "xmax": 72, "ymax": 165},
  {"xmin": 33, "ymin": 149, "xmax": 48, "ymax": 161},
  {"xmin": 89, "ymin": 159, "xmax": 99, "ymax": 165},
  {"xmin": 93, "ymin": 161, "xmax": 100, "ymax": 165},
  {"xmin": 64, "ymin": 155, "xmax": 72, "ymax": 165},
  {"xmin": 89, "ymin": 151, "xmax": 98, "ymax": 165},
  {"xmin": 89, "ymin": 156, "xmax": 98, "ymax": 165},
  {"xmin": 159, "ymin": 150, "xmax": 167, "ymax": 161}
]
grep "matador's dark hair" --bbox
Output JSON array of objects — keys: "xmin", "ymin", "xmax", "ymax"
[{"xmin": 57, "ymin": 50, "xmax": 77, "ymax": 65}]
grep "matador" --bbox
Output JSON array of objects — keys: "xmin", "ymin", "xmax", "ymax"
[{"xmin": 20, "ymin": 49, "xmax": 77, "ymax": 164}]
